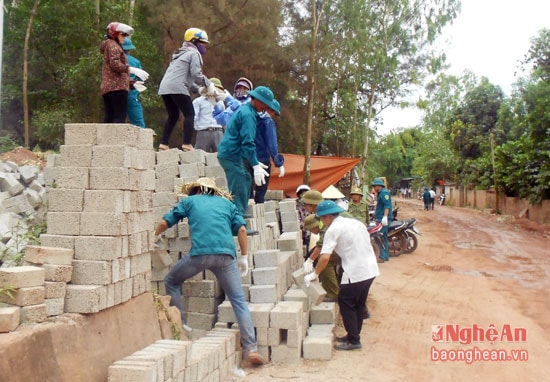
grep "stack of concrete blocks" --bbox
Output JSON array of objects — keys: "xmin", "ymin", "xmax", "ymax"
[
  {"xmin": 182, "ymin": 270, "xmax": 225, "ymax": 337},
  {"xmin": 152, "ymin": 149, "xmax": 239, "ymax": 336},
  {"xmin": 278, "ymin": 199, "xmax": 301, "ymax": 233},
  {"xmin": 22, "ymin": 245, "xmax": 74, "ymax": 317},
  {"xmin": 0, "ymin": 161, "xmax": 47, "ymax": 267},
  {"xmin": 39, "ymin": 123, "xmax": 156, "ymax": 314},
  {"xmin": 0, "ymin": 265, "xmax": 47, "ymax": 331},
  {"xmin": 302, "ymin": 302, "xmax": 337, "ymax": 360},
  {"xmin": 109, "ymin": 328, "xmax": 241, "ymax": 382}
]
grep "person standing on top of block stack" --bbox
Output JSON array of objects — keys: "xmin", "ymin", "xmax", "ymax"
[{"xmin": 217, "ymin": 85, "xmax": 279, "ymax": 217}]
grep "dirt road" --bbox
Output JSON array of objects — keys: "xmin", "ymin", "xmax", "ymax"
[{"xmin": 243, "ymin": 199, "xmax": 550, "ymax": 381}]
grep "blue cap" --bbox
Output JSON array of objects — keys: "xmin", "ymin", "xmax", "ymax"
[{"xmin": 316, "ymin": 200, "xmax": 344, "ymax": 217}]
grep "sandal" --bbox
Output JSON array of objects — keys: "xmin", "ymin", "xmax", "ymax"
[
  {"xmin": 181, "ymin": 144, "xmax": 194, "ymax": 152},
  {"xmin": 159, "ymin": 144, "xmax": 169, "ymax": 151}
]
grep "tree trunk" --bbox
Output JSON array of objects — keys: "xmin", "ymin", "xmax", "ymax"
[
  {"xmin": 303, "ymin": 0, "xmax": 326, "ymax": 185},
  {"xmin": 23, "ymin": 0, "xmax": 40, "ymax": 148}
]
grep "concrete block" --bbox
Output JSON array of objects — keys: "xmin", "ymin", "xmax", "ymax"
[
  {"xmin": 45, "ymin": 297, "xmax": 65, "ymax": 316},
  {"xmin": 44, "ymin": 281, "xmax": 66, "ymax": 299},
  {"xmin": 58, "ymin": 145, "xmax": 93, "ymax": 167},
  {"xmin": 291, "ymin": 268, "xmax": 305, "ymax": 287},
  {"xmin": 79, "ymin": 212, "xmax": 122, "ymax": 235},
  {"xmin": 270, "ymin": 344, "xmax": 301, "ymax": 364},
  {"xmin": 83, "ymin": 190, "xmax": 125, "ymax": 212},
  {"xmin": 310, "ymin": 302, "xmax": 336, "ymax": 324},
  {"xmin": 123, "ymin": 353, "xmax": 165, "ymax": 382},
  {"xmin": 46, "ymin": 212, "xmax": 81, "ymax": 235},
  {"xmin": 64, "ymin": 123, "xmax": 97, "ymax": 145},
  {"xmin": 217, "ymin": 300, "xmax": 237, "ymax": 323},
  {"xmin": 302, "ymin": 280, "xmax": 326, "ymax": 306},
  {"xmin": 270, "ymin": 301, "xmax": 303, "ymax": 329},
  {"xmin": 91, "ymin": 145, "xmax": 134, "ymax": 168},
  {"xmin": 96, "ymin": 124, "xmax": 138, "ymax": 147},
  {"xmin": 0, "ymin": 286, "xmax": 45, "ymax": 306},
  {"xmin": 74, "ymin": 236, "xmax": 123, "ymax": 261},
  {"xmin": 185, "ymin": 311, "xmax": 216, "ymax": 331},
  {"xmin": 277, "ymin": 231, "xmax": 301, "ymax": 251},
  {"xmin": 24, "ymin": 245, "xmax": 74, "ymax": 265},
  {"xmin": 108, "ymin": 361, "xmax": 157, "ymax": 382},
  {"xmin": 0, "ymin": 306, "xmax": 20, "ymax": 332},
  {"xmin": 38, "ymin": 234, "xmax": 75, "ymax": 250},
  {"xmin": 283, "ymin": 287, "xmax": 309, "ymax": 312},
  {"xmin": 89, "ymin": 167, "xmax": 130, "ymax": 190},
  {"xmin": 47, "ymin": 188, "xmax": 84, "ymax": 212},
  {"xmin": 249, "ymin": 285, "xmax": 278, "ymax": 304},
  {"xmin": 2, "ymin": 194, "xmax": 34, "ymax": 214},
  {"xmin": 248, "ymin": 303, "xmax": 273, "ymax": 328},
  {"xmin": 65, "ymin": 284, "xmax": 106, "ymax": 313},
  {"xmin": 204, "ymin": 153, "xmax": 219, "ymax": 166},
  {"xmin": 252, "ymin": 249, "xmax": 282, "ymax": 268},
  {"xmin": 71, "ymin": 259, "xmax": 112, "ymax": 285},
  {"xmin": 131, "ymin": 253, "xmax": 152, "ymax": 277},
  {"xmin": 179, "ymin": 150, "xmax": 205, "ymax": 164},
  {"xmin": 278, "ymin": 199, "xmax": 297, "ymax": 213},
  {"xmin": 54, "ymin": 167, "xmax": 89, "ymax": 189},
  {"xmin": 155, "ymin": 148, "xmax": 181, "ymax": 165},
  {"xmin": 42, "ymin": 264, "xmax": 73, "ymax": 282},
  {"xmin": 183, "ymin": 296, "xmax": 219, "ymax": 314},
  {"xmin": 302, "ymin": 336, "xmax": 333, "ymax": 360},
  {"xmin": 20, "ymin": 303, "xmax": 47, "ymax": 323},
  {"xmin": 0, "ymin": 266, "xmax": 45, "ymax": 288},
  {"xmin": 251, "ymin": 267, "xmax": 279, "ymax": 285},
  {"xmin": 18, "ymin": 165, "xmax": 39, "ymax": 183},
  {"xmin": 204, "ymin": 165, "xmax": 225, "ymax": 179},
  {"xmin": 282, "ymin": 221, "xmax": 301, "ymax": 232},
  {"xmin": 0, "ymin": 172, "xmax": 24, "ymax": 196}
]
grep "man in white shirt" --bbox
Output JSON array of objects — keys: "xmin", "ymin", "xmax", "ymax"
[
  {"xmin": 304, "ymin": 200, "xmax": 380, "ymax": 350},
  {"xmin": 193, "ymin": 77, "xmax": 226, "ymax": 152},
  {"xmin": 429, "ymin": 188, "xmax": 436, "ymax": 210}
]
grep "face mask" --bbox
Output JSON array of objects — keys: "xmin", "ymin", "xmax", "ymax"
[
  {"xmin": 197, "ymin": 44, "xmax": 207, "ymax": 55},
  {"xmin": 235, "ymin": 88, "xmax": 248, "ymax": 99}
]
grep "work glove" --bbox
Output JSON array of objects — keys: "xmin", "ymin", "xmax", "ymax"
[
  {"xmin": 206, "ymin": 82, "xmax": 216, "ymax": 96},
  {"xmin": 228, "ymin": 97, "xmax": 241, "ymax": 111},
  {"xmin": 303, "ymin": 258, "xmax": 314, "ymax": 273},
  {"xmin": 153, "ymin": 234, "xmax": 164, "ymax": 249},
  {"xmin": 278, "ymin": 165, "xmax": 285, "ymax": 178},
  {"xmin": 303, "ymin": 272, "xmax": 317, "ymax": 287},
  {"xmin": 129, "ymin": 67, "xmax": 149, "ymax": 81},
  {"xmin": 253, "ymin": 162, "xmax": 269, "ymax": 186},
  {"xmin": 215, "ymin": 88, "xmax": 227, "ymax": 102},
  {"xmin": 381, "ymin": 216, "xmax": 388, "ymax": 226},
  {"xmin": 133, "ymin": 81, "xmax": 147, "ymax": 93},
  {"xmin": 238, "ymin": 256, "xmax": 249, "ymax": 277}
]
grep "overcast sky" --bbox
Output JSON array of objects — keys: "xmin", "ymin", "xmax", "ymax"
[{"xmin": 379, "ymin": 0, "xmax": 549, "ymax": 135}]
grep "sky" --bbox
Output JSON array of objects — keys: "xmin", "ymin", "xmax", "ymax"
[{"xmin": 379, "ymin": 0, "xmax": 550, "ymax": 135}]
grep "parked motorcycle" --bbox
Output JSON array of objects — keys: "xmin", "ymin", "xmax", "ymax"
[
  {"xmin": 438, "ymin": 193, "xmax": 446, "ymax": 206},
  {"xmin": 367, "ymin": 222, "xmax": 384, "ymax": 258}
]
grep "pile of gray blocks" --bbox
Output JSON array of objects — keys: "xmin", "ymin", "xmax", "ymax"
[
  {"xmin": 109, "ymin": 328, "xmax": 242, "ymax": 382},
  {"xmin": 0, "ymin": 160, "xmax": 47, "ymax": 267}
]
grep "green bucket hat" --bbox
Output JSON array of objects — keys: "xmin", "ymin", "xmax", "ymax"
[
  {"xmin": 371, "ymin": 178, "xmax": 385, "ymax": 187},
  {"xmin": 301, "ymin": 190, "xmax": 323, "ymax": 205},
  {"xmin": 248, "ymin": 86, "xmax": 278, "ymax": 113}
]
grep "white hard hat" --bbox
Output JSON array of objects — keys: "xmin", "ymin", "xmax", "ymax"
[{"xmin": 296, "ymin": 184, "xmax": 310, "ymax": 195}]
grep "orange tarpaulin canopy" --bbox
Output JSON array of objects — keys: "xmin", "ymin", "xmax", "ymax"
[{"xmin": 268, "ymin": 153, "xmax": 361, "ymax": 197}]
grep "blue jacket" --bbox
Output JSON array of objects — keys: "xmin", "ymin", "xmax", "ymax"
[
  {"xmin": 255, "ymin": 114, "xmax": 284, "ymax": 167},
  {"xmin": 162, "ymin": 194, "xmax": 246, "ymax": 258},
  {"xmin": 375, "ymin": 188, "xmax": 392, "ymax": 221},
  {"xmin": 217, "ymin": 102, "xmax": 260, "ymax": 166}
]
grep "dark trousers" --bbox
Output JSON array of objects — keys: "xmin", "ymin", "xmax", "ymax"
[
  {"xmin": 103, "ymin": 90, "xmax": 128, "ymax": 123},
  {"xmin": 338, "ymin": 277, "xmax": 375, "ymax": 344},
  {"xmin": 250, "ymin": 161, "xmax": 272, "ymax": 203},
  {"xmin": 161, "ymin": 94, "xmax": 195, "ymax": 145}
]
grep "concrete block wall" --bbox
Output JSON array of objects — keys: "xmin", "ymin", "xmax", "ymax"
[{"xmin": 38, "ymin": 124, "xmax": 156, "ymax": 314}]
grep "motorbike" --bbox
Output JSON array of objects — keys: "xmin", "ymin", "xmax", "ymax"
[
  {"xmin": 438, "ymin": 193, "xmax": 446, "ymax": 206},
  {"xmin": 369, "ymin": 213, "xmax": 421, "ymax": 256}
]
